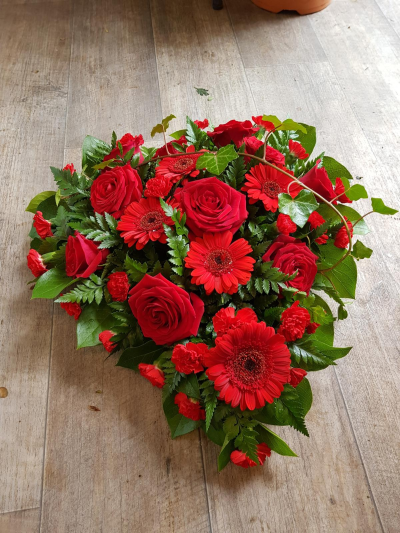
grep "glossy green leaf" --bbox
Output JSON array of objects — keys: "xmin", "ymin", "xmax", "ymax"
[
  {"xmin": 76, "ymin": 300, "xmax": 118, "ymax": 349},
  {"xmin": 256, "ymin": 425, "xmax": 297, "ymax": 457},
  {"xmin": 322, "ymin": 156, "xmax": 353, "ymax": 183},
  {"xmin": 170, "ymin": 129, "xmax": 187, "ymax": 140},
  {"xmin": 151, "ymin": 114, "xmax": 176, "ymax": 137},
  {"xmin": 116, "ymin": 341, "xmax": 165, "ymax": 371},
  {"xmin": 163, "ymin": 394, "xmax": 201, "ymax": 439},
  {"xmin": 346, "ymin": 184, "xmax": 368, "ymax": 201},
  {"xmin": 82, "ymin": 135, "xmax": 111, "ymax": 176},
  {"xmin": 323, "ymin": 254, "xmax": 357, "ymax": 299},
  {"xmin": 371, "ymin": 198, "xmax": 398, "ymax": 215},
  {"xmin": 26, "ymin": 191, "xmax": 56, "ymax": 213},
  {"xmin": 31, "ymin": 268, "xmax": 75, "ymax": 299},
  {"xmin": 352, "ymin": 240, "xmax": 373, "ymax": 260},
  {"xmin": 317, "ymin": 204, "xmax": 369, "ymax": 235},
  {"xmin": 293, "ymin": 124, "xmax": 316, "ymax": 157},
  {"xmin": 196, "ymin": 145, "xmax": 238, "ymax": 175},
  {"xmin": 278, "ymin": 190, "xmax": 318, "ymax": 227}
]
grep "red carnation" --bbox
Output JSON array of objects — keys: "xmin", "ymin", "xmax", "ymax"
[
  {"xmin": 231, "ymin": 443, "xmax": 271, "ymax": 468},
  {"xmin": 289, "ymin": 368, "xmax": 307, "ymax": 388},
  {"xmin": 27, "ymin": 249, "xmax": 48, "ymax": 278},
  {"xmin": 277, "ymin": 213, "xmax": 297, "ymax": 235},
  {"xmin": 300, "ymin": 162, "xmax": 335, "ymax": 202},
  {"xmin": 155, "ymin": 136, "xmax": 186, "ymax": 158},
  {"xmin": 144, "ymin": 176, "xmax": 173, "ymax": 198},
  {"xmin": 185, "ymin": 232, "xmax": 255, "ymax": 295},
  {"xmin": 252, "ymin": 116, "xmax": 275, "ymax": 131},
  {"xmin": 99, "ymin": 330, "xmax": 116, "ymax": 353},
  {"xmin": 308, "ymin": 211, "xmax": 325, "ymax": 229},
  {"xmin": 65, "ymin": 232, "xmax": 108, "ymax": 278},
  {"xmin": 205, "ymin": 321, "xmax": 291, "ymax": 411},
  {"xmin": 306, "ymin": 322, "xmax": 320, "ymax": 335},
  {"xmin": 103, "ymin": 133, "xmax": 144, "ymax": 163},
  {"xmin": 335, "ymin": 178, "xmax": 352, "ymax": 203},
  {"xmin": 175, "ymin": 177, "xmax": 247, "ymax": 238},
  {"xmin": 242, "ymin": 163, "xmax": 301, "ymax": 212},
  {"xmin": 334, "ymin": 218, "xmax": 353, "ymax": 249},
  {"xmin": 138, "ymin": 363, "xmax": 165, "ymax": 389},
  {"xmin": 107, "ymin": 272, "xmax": 130, "ymax": 302},
  {"xmin": 289, "ymin": 140, "xmax": 308, "ymax": 160},
  {"xmin": 207, "ymin": 120, "xmax": 257, "ymax": 148},
  {"xmin": 59, "ymin": 295, "xmax": 82, "ymax": 320},
  {"xmin": 315, "ymin": 234, "xmax": 328, "ymax": 245},
  {"xmin": 194, "ymin": 119, "xmax": 209, "ymax": 129},
  {"xmin": 63, "ymin": 163, "xmax": 76, "ymax": 174},
  {"xmin": 278, "ymin": 301, "xmax": 310, "ymax": 342},
  {"xmin": 33, "ymin": 211, "xmax": 53, "ymax": 239},
  {"xmin": 174, "ymin": 392, "xmax": 205, "ymax": 421},
  {"xmin": 263, "ymin": 235, "xmax": 318, "ymax": 294},
  {"xmin": 171, "ymin": 343, "xmax": 207, "ymax": 374},
  {"xmin": 212, "ymin": 307, "xmax": 258, "ymax": 337}
]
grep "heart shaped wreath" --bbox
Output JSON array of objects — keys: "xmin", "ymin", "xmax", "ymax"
[{"xmin": 26, "ymin": 115, "xmax": 397, "ymax": 471}]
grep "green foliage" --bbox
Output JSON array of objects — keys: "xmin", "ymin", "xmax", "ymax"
[
  {"xmin": 76, "ymin": 300, "xmax": 119, "ymax": 349},
  {"xmin": 170, "ymin": 129, "xmax": 187, "ymax": 140},
  {"xmin": 124, "ymin": 255, "xmax": 148, "ymax": 282},
  {"xmin": 248, "ymin": 261, "xmax": 297, "ymax": 297},
  {"xmin": 256, "ymin": 425, "xmax": 297, "ymax": 457},
  {"xmin": 161, "ymin": 204, "xmax": 189, "ymax": 277},
  {"xmin": 317, "ymin": 204, "xmax": 369, "ymax": 236},
  {"xmin": 68, "ymin": 212, "xmax": 121, "ymax": 249},
  {"xmin": 371, "ymin": 197, "xmax": 398, "ymax": 215},
  {"xmin": 81, "ymin": 135, "xmax": 111, "ymax": 177},
  {"xmin": 223, "ymin": 156, "xmax": 247, "ymax": 189},
  {"xmin": 51, "ymin": 205, "xmax": 70, "ymax": 238},
  {"xmin": 196, "ymin": 145, "xmax": 238, "ymax": 175},
  {"xmin": 322, "ymin": 156, "xmax": 353, "ymax": 183},
  {"xmin": 32, "ymin": 268, "xmax": 75, "ymax": 299},
  {"xmin": 116, "ymin": 341, "xmax": 166, "ymax": 371},
  {"xmin": 278, "ymin": 190, "xmax": 318, "ymax": 227},
  {"xmin": 289, "ymin": 338, "xmax": 336, "ymax": 371},
  {"xmin": 185, "ymin": 116, "xmax": 208, "ymax": 149},
  {"xmin": 262, "ymin": 115, "xmax": 307, "ymax": 133},
  {"xmin": 51, "ymin": 166, "xmax": 91, "ymax": 197},
  {"xmin": 194, "ymin": 87, "xmax": 209, "ymax": 96},
  {"xmin": 199, "ymin": 374, "xmax": 219, "ymax": 432},
  {"xmin": 151, "ymin": 114, "xmax": 176, "ymax": 137},
  {"xmin": 26, "ymin": 191, "xmax": 56, "ymax": 213},
  {"xmin": 352, "ymin": 240, "xmax": 373, "ymax": 260},
  {"xmin": 292, "ymin": 124, "xmax": 316, "ymax": 157},
  {"xmin": 346, "ymin": 184, "xmax": 368, "ymax": 201},
  {"xmin": 160, "ymin": 199, "xmax": 189, "ymax": 237},
  {"xmin": 178, "ymin": 373, "xmax": 201, "ymax": 400},
  {"xmin": 322, "ymin": 255, "xmax": 357, "ymax": 299},
  {"xmin": 55, "ymin": 274, "xmax": 105, "ymax": 305},
  {"xmin": 221, "ymin": 415, "xmax": 260, "ymax": 465},
  {"xmin": 163, "ymin": 393, "xmax": 202, "ymax": 439}
]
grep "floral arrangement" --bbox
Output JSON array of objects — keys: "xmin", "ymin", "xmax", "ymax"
[{"xmin": 26, "ymin": 115, "xmax": 397, "ymax": 471}]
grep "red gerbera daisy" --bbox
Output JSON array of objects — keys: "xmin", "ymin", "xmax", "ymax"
[
  {"xmin": 242, "ymin": 163, "xmax": 301, "ymax": 212},
  {"xmin": 289, "ymin": 139, "xmax": 309, "ymax": 160},
  {"xmin": 117, "ymin": 197, "xmax": 176, "ymax": 249},
  {"xmin": 185, "ymin": 232, "xmax": 255, "ymax": 295},
  {"xmin": 155, "ymin": 145, "xmax": 201, "ymax": 183},
  {"xmin": 205, "ymin": 321, "xmax": 291, "ymax": 411}
]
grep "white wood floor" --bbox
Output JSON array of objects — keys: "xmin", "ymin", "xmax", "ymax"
[{"xmin": 0, "ymin": 1, "xmax": 399, "ymax": 532}]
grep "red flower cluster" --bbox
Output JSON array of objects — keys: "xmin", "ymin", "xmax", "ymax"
[
  {"xmin": 171, "ymin": 343, "xmax": 207, "ymax": 374},
  {"xmin": 107, "ymin": 272, "xmax": 130, "ymax": 301},
  {"xmin": 231, "ymin": 443, "xmax": 271, "ymax": 468}
]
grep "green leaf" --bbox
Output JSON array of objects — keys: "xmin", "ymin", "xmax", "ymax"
[
  {"xmin": 55, "ymin": 274, "xmax": 105, "ymax": 305},
  {"xmin": 292, "ymin": 124, "xmax": 316, "ymax": 157},
  {"xmin": 177, "ymin": 374, "xmax": 200, "ymax": 400},
  {"xmin": 323, "ymin": 254, "xmax": 357, "ymax": 299},
  {"xmin": 261, "ymin": 115, "xmax": 307, "ymax": 133},
  {"xmin": 163, "ymin": 394, "xmax": 201, "ymax": 439},
  {"xmin": 170, "ymin": 129, "xmax": 187, "ymax": 140},
  {"xmin": 256, "ymin": 425, "xmax": 297, "ymax": 456},
  {"xmin": 278, "ymin": 190, "xmax": 318, "ymax": 227},
  {"xmin": 76, "ymin": 300, "xmax": 118, "ymax": 349},
  {"xmin": 82, "ymin": 135, "xmax": 111, "ymax": 177},
  {"xmin": 322, "ymin": 156, "xmax": 353, "ymax": 183},
  {"xmin": 218, "ymin": 440, "xmax": 235, "ymax": 471},
  {"xmin": 116, "ymin": 341, "xmax": 165, "ymax": 371},
  {"xmin": 224, "ymin": 156, "xmax": 247, "ymax": 189},
  {"xmin": 200, "ymin": 376, "xmax": 219, "ymax": 432},
  {"xmin": 352, "ymin": 240, "xmax": 373, "ymax": 260},
  {"xmin": 31, "ymin": 268, "xmax": 75, "ymax": 299},
  {"xmin": 124, "ymin": 256, "xmax": 148, "ymax": 282},
  {"xmin": 295, "ymin": 377, "xmax": 313, "ymax": 415},
  {"xmin": 194, "ymin": 87, "xmax": 209, "ymax": 96},
  {"xmin": 312, "ymin": 340, "xmax": 352, "ymax": 362},
  {"xmin": 150, "ymin": 114, "xmax": 176, "ymax": 137},
  {"xmin": 317, "ymin": 204, "xmax": 369, "ymax": 236},
  {"xmin": 289, "ymin": 339, "xmax": 335, "ymax": 371},
  {"xmin": 371, "ymin": 197, "xmax": 398, "ymax": 215},
  {"xmin": 26, "ymin": 191, "xmax": 56, "ymax": 213},
  {"xmin": 346, "ymin": 184, "xmax": 368, "ymax": 201},
  {"xmin": 35, "ymin": 195, "xmax": 59, "ymax": 220},
  {"xmin": 261, "ymin": 115, "xmax": 281, "ymax": 127},
  {"xmin": 196, "ymin": 145, "xmax": 238, "ymax": 175}
]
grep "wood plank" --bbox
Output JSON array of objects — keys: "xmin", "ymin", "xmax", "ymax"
[
  {"xmin": 150, "ymin": 0, "xmax": 257, "ymax": 132},
  {"xmin": 374, "ymin": 0, "xmax": 400, "ymax": 36},
  {"xmin": 65, "ymin": 0, "xmax": 162, "ymax": 150},
  {"xmin": 0, "ymin": 509, "xmax": 40, "ymax": 533},
  {"xmin": 0, "ymin": 2, "xmax": 71, "ymax": 514}
]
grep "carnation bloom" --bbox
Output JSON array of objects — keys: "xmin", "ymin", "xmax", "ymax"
[
  {"xmin": 99, "ymin": 330, "xmax": 116, "ymax": 353},
  {"xmin": 155, "ymin": 145, "xmax": 201, "ymax": 183},
  {"xmin": 242, "ymin": 163, "xmax": 301, "ymax": 212},
  {"xmin": 174, "ymin": 392, "xmax": 205, "ymax": 421},
  {"xmin": 308, "ymin": 211, "xmax": 325, "ymax": 229},
  {"xmin": 107, "ymin": 271, "xmax": 130, "ymax": 301},
  {"xmin": 103, "ymin": 133, "xmax": 144, "ymax": 164},
  {"xmin": 334, "ymin": 217, "xmax": 353, "ymax": 249},
  {"xmin": 171, "ymin": 343, "xmax": 207, "ymax": 374},
  {"xmin": 315, "ymin": 234, "xmax": 329, "ymax": 245},
  {"xmin": 138, "ymin": 363, "xmax": 165, "ymax": 389},
  {"xmin": 205, "ymin": 321, "xmax": 291, "ymax": 411},
  {"xmin": 230, "ymin": 443, "xmax": 271, "ymax": 468},
  {"xmin": 33, "ymin": 211, "xmax": 53, "ymax": 239},
  {"xmin": 59, "ymin": 295, "xmax": 82, "ymax": 320},
  {"xmin": 63, "ymin": 163, "xmax": 76, "ymax": 174},
  {"xmin": 27, "ymin": 249, "xmax": 48, "ymax": 278},
  {"xmin": 278, "ymin": 301, "xmax": 311, "ymax": 342},
  {"xmin": 194, "ymin": 118, "xmax": 209, "ymax": 129},
  {"xmin": 144, "ymin": 176, "xmax": 173, "ymax": 198},
  {"xmin": 185, "ymin": 232, "xmax": 255, "ymax": 295},
  {"xmin": 335, "ymin": 178, "xmax": 352, "ymax": 203},
  {"xmin": 252, "ymin": 115, "xmax": 275, "ymax": 131},
  {"xmin": 277, "ymin": 213, "xmax": 297, "ymax": 235},
  {"xmin": 212, "ymin": 306, "xmax": 258, "ymax": 337},
  {"xmin": 117, "ymin": 197, "xmax": 176, "ymax": 249},
  {"xmin": 289, "ymin": 139, "xmax": 308, "ymax": 160},
  {"xmin": 289, "ymin": 368, "xmax": 307, "ymax": 388}
]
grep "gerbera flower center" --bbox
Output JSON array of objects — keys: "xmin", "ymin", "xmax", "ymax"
[
  {"xmin": 205, "ymin": 248, "xmax": 233, "ymax": 274},
  {"xmin": 140, "ymin": 210, "xmax": 164, "ymax": 230},
  {"xmin": 229, "ymin": 347, "xmax": 267, "ymax": 386},
  {"xmin": 172, "ymin": 156, "xmax": 195, "ymax": 172},
  {"xmin": 262, "ymin": 180, "xmax": 281, "ymax": 198}
]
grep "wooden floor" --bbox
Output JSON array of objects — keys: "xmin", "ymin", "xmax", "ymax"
[{"xmin": 0, "ymin": 0, "xmax": 399, "ymax": 532}]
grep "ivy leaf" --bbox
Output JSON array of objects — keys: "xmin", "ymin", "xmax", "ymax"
[
  {"xmin": 196, "ymin": 145, "xmax": 238, "ymax": 175},
  {"xmin": 262, "ymin": 115, "xmax": 307, "ymax": 133},
  {"xmin": 346, "ymin": 184, "xmax": 368, "ymax": 201},
  {"xmin": 194, "ymin": 87, "xmax": 209, "ymax": 96},
  {"xmin": 76, "ymin": 300, "xmax": 119, "ymax": 349},
  {"xmin": 124, "ymin": 256, "xmax": 148, "ymax": 282},
  {"xmin": 352, "ymin": 240, "xmax": 373, "ymax": 260},
  {"xmin": 323, "ymin": 254, "xmax": 357, "ymax": 299},
  {"xmin": 31, "ymin": 268, "xmax": 75, "ymax": 299},
  {"xmin": 150, "ymin": 114, "xmax": 176, "ymax": 137},
  {"xmin": 26, "ymin": 191, "xmax": 56, "ymax": 213},
  {"xmin": 170, "ymin": 129, "xmax": 187, "ymax": 140},
  {"xmin": 256, "ymin": 425, "xmax": 297, "ymax": 457},
  {"xmin": 371, "ymin": 198, "xmax": 398, "ymax": 215},
  {"xmin": 278, "ymin": 190, "xmax": 318, "ymax": 227},
  {"xmin": 82, "ymin": 135, "xmax": 111, "ymax": 177},
  {"xmin": 116, "ymin": 341, "xmax": 165, "ymax": 371},
  {"xmin": 163, "ymin": 394, "xmax": 202, "ymax": 439}
]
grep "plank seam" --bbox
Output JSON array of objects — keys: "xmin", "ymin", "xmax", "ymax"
[
  {"xmin": 372, "ymin": 0, "xmax": 400, "ymax": 40},
  {"xmin": 0, "ymin": 507, "xmax": 40, "ymax": 516},
  {"xmin": 198, "ymin": 431, "xmax": 213, "ymax": 533}
]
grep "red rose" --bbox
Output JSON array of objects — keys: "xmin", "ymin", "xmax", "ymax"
[
  {"xmin": 90, "ymin": 163, "xmax": 142, "ymax": 218},
  {"xmin": 230, "ymin": 443, "xmax": 271, "ymax": 468},
  {"xmin": 263, "ymin": 235, "xmax": 318, "ymax": 294},
  {"xmin": 243, "ymin": 136, "xmax": 263, "ymax": 163},
  {"xmin": 107, "ymin": 271, "xmax": 130, "ymax": 301},
  {"xmin": 103, "ymin": 133, "xmax": 144, "ymax": 163},
  {"xmin": 265, "ymin": 146, "xmax": 285, "ymax": 166},
  {"xmin": 278, "ymin": 301, "xmax": 310, "ymax": 342},
  {"xmin": 33, "ymin": 211, "xmax": 53, "ymax": 239},
  {"xmin": 289, "ymin": 368, "xmax": 307, "ymax": 388},
  {"xmin": 300, "ymin": 162, "xmax": 335, "ymax": 202},
  {"xmin": 194, "ymin": 119, "xmax": 209, "ymax": 129},
  {"xmin": 277, "ymin": 213, "xmax": 297, "ymax": 235},
  {"xmin": 212, "ymin": 306, "xmax": 258, "ymax": 337},
  {"xmin": 252, "ymin": 116, "xmax": 275, "ymax": 131},
  {"xmin": 128, "ymin": 274, "xmax": 204, "ymax": 345},
  {"xmin": 27, "ymin": 249, "xmax": 47, "ymax": 278},
  {"xmin": 59, "ymin": 296, "xmax": 82, "ymax": 320},
  {"xmin": 175, "ymin": 177, "xmax": 247, "ymax": 238},
  {"xmin": 63, "ymin": 163, "xmax": 76, "ymax": 174},
  {"xmin": 65, "ymin": 232, "xmax": 109, "ymax": 278},
  {"xmin": 334, "ymin": 218, "xmax": 353, "ymax": 249},
  {"xmin": 99, "ymin": 330, "xmax": 116, "ymax": 353},
  {"xmin": 174, "ymin": 392, "xmax": 205, "ymax": 421},
  {"xmin": 144, "ymin": 176, "xmax": 173, "ymax": 198},
  {"xmin": 171, "ymin": 342, "xmax": 207, "ymax": 374},
  {"xmin": 207, "ymin": 120, "xmax": 257, "ymax": 148},
  {"xmin": 138, "ymin": 363, "xmax": 165, "ymax": 388},
  {"xmin": 334, "ymin": 178, "xmax": 352, "ymax": 203},
  {"xmin": 155, "ymin": 136, "xmax": 186, "ymax": 158}
]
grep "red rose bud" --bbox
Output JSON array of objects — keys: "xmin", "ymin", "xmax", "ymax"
[
  {"xmin": 278, "ymin": 301, "xmax": 311, "ymax": 342},
  {"xmin": 335, "ymin": 178, "xmax": 352, "ymax": 204},
  {"xmin": 194, "ymin": 118, "xmax": 209, "ymax": 129},
  {"xmin": 33, "ymin": 211, "xmax": 53, "ymax": 239},
  {"xmin": 263, "ymin": 235, "xmax": 318, "ymax": 295},
  {"xmin": 300, "ymin": 162, "xmax": 335, "ymax": 202},
  {"xmin": 289, "ymin": 139, "xmax": 309, "ymax": 160},
  {"xmin": 90, "ymin": 163, "xmax": 142, "ymax": 219},
  {"xmin": 27, "ymin": 249, "xmax": 48, "ymax": 278},
  {"xmin": 306, "ymin": 322, "xmax": 320, "ymax": 335},
  {"xmin": 59, "ymin": 297, "xmax": 82, "ymax": 320},
  {"xmin": 63, "ymin": 163, "xmax": 76, "ymax": 174},
  {"xmin": 99, "ymin": 330, "xmax": 116, "ymax": 353},
  {"xmin": 277, "ymin": 213, "xmax": 297, "ymax": 235},
  {"xmin": 174, "ymin": 392, "xmax": 205, "ymax": 421},
  {"xmin": 334, "ymin": 218, "xmax": 353, "ymax": 249},
  {"xmin": 212, "ymin": 306, "xmax": 258, "ymax": 337},
  {"xmin": 138, "ymin": 363, "xmax": 165, "ymax": 389},
  {"xmin": 144, "ymin": 176, "xmax": 173, "ymax": 198},
  {"xmin": 207, "ymin": 119, "xmax": 257, "ymax": 148},
  {"xmin": 103, "ymin": 133, "xmax": 144, "ymax": 164},
  {"xmin": 230, "ymin": 443, "xmax": 271, "ymax": 468},
  {"xmin": 252, "ymin": 115, "xmax": 275, "ymax": 131},
  {"xmin": 107, "ymin": 271, "xmax": 130, "ymax": 302},
  {"xmin": 65, "ymin": 232, "xmax": 109, "ymax": 278},
  {"xmin": 308, "ymin": 211, "xmax": 325, "ymax": 229},
  {"xmin": 171, "ymin": 343, "xmax": 207, "ymax": 374},
  {"xmin": 289, "ymin": 368, "xmax": 307, "ymax": 388}
]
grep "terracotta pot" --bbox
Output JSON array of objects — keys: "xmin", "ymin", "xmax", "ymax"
[{"xmin": 250, "ymin": 0, "xmax": 331, "ymax": 15}]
